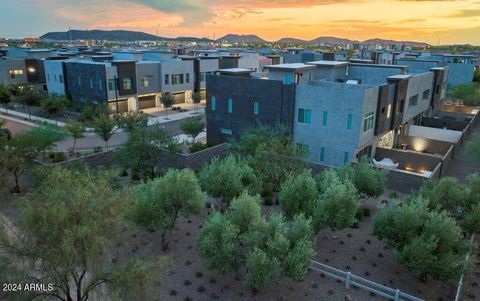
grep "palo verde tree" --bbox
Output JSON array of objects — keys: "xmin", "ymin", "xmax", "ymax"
[
  {"xmin": 0, "ymin": 166, "xmax": 167, "ymax": 301},
  {"xmin": 0, "ymin": 84, "xmax": 12, "ymax": 114},
  {"xmin": 14, "ymin": 87, "xmax": 43, "ymax": 120},
  {"xmin": 26, "ymin": 125, "xmax": 68, "ymax": 161},
  {"xmin": 0, "ymin": 130, "xmax": 41, "ymax": 192},
  {"xmin": 197, "ymin": 192, "xmax": 315, "ymax": 291},
  {"xmin": 373, "ymin": 197, "xmax": 473, "ymax": 282},
  {"xmin": 199, "ymin": 155, "xmax": 262, "ymax": 205},
  {"xmin": 131, "ymin": 168, "xmax": 204, "ymax": 250},
  {"xmin": 449, "ymin": 82, "xmax": 480, "ymax": 106},
  {"xmin": 40, "ymin": 94, "xmax": 70, "ymax": 116},
  {"xmin": 115, "ymin": 125, "xmax": 178, "ymax": 180},
  {"xmin": 92, "ymin": 113, "xmax": 116, "ymax": 149},
  {"xmin": 65, "ymin": 120, "xmax": 86, "ymax": 153},
  {"xmin": 180, "ymin": 117, "xmax": 204, "ymax": 143},
  {"xmin": 115, "ymin": 111, "xmax": 148, "ymax": 133}
]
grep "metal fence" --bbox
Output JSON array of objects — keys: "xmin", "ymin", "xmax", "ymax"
[
  {"xmin": 454, "ymin": 234, "xmax": 476, "ymax": 301},
  {"xmin": 309, "ymin": 260, "xmax": 424, "ymax": 301}
]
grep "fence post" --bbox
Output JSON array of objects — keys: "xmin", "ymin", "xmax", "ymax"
[
  {"xmin": 394, "ymin": 289, "xmax": 400, "ymax": 301},
  {"xmin": 345, "ymin": 272, "xmax": 351, "ymax": 289}
]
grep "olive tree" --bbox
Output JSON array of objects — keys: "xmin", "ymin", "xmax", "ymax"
[
  {"xmin": 65, "ymin": 120, "xmax": 86, "ymax": 153},
  {"xmin": 198, "ymin": 193, "xmax": 315, "ymax": 291},
  {"xmin": 374, "ymin": 197, "xmax": 472, "ymax": 282},
  {"xmin": 0, "ymin": 166, "xmax": 167, "ymax": 301},
  {"xmin": 115, "ymin": 111, "xmax": 148, "ymax": 133},
  {"xmin": 278, "ymin": 169, "xmax": 318, "ymax": 219},
  {"xmin": 180, "ymin": 117, "xmax": 204, "ymax": 143},
  {"xmin": 199, "ymin": 155, "xmax": 261, "ymax": 205},
  {"xmin": 131, "ymin": 169, "xmax": 204, "ymax": 250},
  {"xmin": 160, "ymin": 94, "xmax": 174, "ymax": 118},
  {"xmin": 340, "ymin": 156, "xmax": 387, "ymax": 197},
  {"xmin": 93, "ymin": 113, "xmax": 116, "ymax": 149}
]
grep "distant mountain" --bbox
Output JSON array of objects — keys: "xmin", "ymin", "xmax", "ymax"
[
  {"xmin": 309, "ymin": 36, "xmax": 357, "ymax": 46},
  {"xmin": 216, "ymin": 34, "xmax": 267, "ymax": 43},
  {"xmin": 276, "ymin": 37, "xmax": 308, "ymax": 44},
  {"xmin": 362, "ymin": 38, "xmax": 429, "ymax": 47},
  {"xmin": 176, "ymin": 36, "xmax": 213, "ymax": 42},
  {"xmin": 40, "ymin": 30, "xmax": 169, "ymax": 41}
]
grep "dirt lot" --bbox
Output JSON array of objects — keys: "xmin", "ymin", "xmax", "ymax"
[{"xmin": 126, "ymin": 191, "xmax": 479, "ymax": 301}]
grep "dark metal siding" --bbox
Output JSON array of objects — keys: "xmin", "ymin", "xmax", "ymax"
[{"xmin": 65, "ymin": 62, "xmax": 107, "ymax": 104}]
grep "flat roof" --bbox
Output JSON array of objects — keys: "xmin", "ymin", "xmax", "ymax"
[
  {"xmin": 442, "ymin": 54, "xmax": 475, "ymax": 58},
  {"xmin": 387, "ymin": 74, "xmax": 412, "ymax": 80},
  {"xmin": 350, "ymin": 63, "xmax": 409, "ymax": 69},
  {"xmin": 307, "ymin": 60, "xmax": 349, "ymax": 68},
  {"xmin": 264, "ymin": 63, "xmax": 316, "ymax": 72},
  {"xmin": 430, "ymin": 67, "xmax": 447, "ymax": 71},
  {"xmin": 217, "ymin": 68, "xmax": 254, "ymax": 74}
]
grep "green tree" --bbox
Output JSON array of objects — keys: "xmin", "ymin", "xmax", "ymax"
[
  {"xmin": 0, "ymin": 167, "xmax": 167, "ymax": 301},
  {"xmin": 160, "ymin": 93, "xmax": 174, "ymax": 118},
  {"xmin": 474, "ymin": 69, "xmax": 480, "ymax": 83},
  {"xmin": 278, "ymin": 169, "xmax": 318, "ymax": 219},
  {"xmin": 131, "ymin": 169, "xmax": 204, "ymax": 250},
  {"xmin": 26, "ymin": 126, "xmax": 68, "ymax": 161},
  {"xmin": 93, "ymin": 113, "xmax": 116, "ymax": 149},
  {"xmin": 0, "ymin": 84, "xmax": 12, "ymax": 114},
  {"xmin": 450, "ymin": 82, "xmax": 480, "ymax": 106},
  {"xmin": 15, "ymin": 88, "xmax": 43, "ymax": 120},
  {"xmin": 115, "ymin": 111, "xmax": 148, "ymax": 133},
  {"xmin": 0, "ymin": 131, "xmax": 41, "ymax": 192},
  {"xmin": 197, "ymin": 193, "xmax": 315, "ymax": 291},
  {"xmin": 180, "ymin": 117, "xmax": 204, "ymax": 143},
  {"xmin": 340, "ymin": 157, "xmax": 387, "ymax": 197},
  {"xmin": 199, "ymin": 155, "xmax": 261, "ymax": 205},
  {"xmin": 466, "ymin": 134, "xmax": 480, "ymax": 163},
  {"xmin": 231, "ymin": 125, "xmax": 307, "ymax": 194},
  {"xmin": 313, "ymin": 169, "xmax": 359, "ymax": 231},
  {"xmin": 65, "ymin": 120, "xmax": 86, "ymax": 153},
  {"xmin": 115, "ymin": 126, "xmax": 178, "ymax": 180},
  {"xmin": 374, "ymin": 198, "xmax": 472, "ymax": 282},
  {"xmin": 40, "ymin": 94, "xmax": 70, "ymax": 116},
  {"xmin": 418, "ymin": 177, "xmax": 470, "ymax": 216},
  {"xmin": 192, "ymin": 92, "xmax": 201, "ymax": 113},
  {"xmin": 245, "ymin": 248, "xmax": 279, "ymax": 291},
  {"xmin": 464, "ymin": 202, "xmax": 480, "ymax": 234}
]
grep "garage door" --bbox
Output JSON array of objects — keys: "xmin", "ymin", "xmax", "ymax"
[
  {"xmin": 108, "ymin": 99, "xmax": 128, "ymax": 114},
  {"xmin": 139, "ymin": 95, "xmax": 156, "ymax": 109},
  {"xmin": 172, "ymin": 92, "xmax": 185, "ymax": 104}
]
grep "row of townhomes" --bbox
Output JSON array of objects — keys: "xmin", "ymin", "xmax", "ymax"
[{"xmin": 206, "ymin": 61, "xmax": 450, "ymax": 168}]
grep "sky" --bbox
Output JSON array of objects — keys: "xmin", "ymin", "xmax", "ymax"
[{"xmin": 1, "ymin": 0, "xmax": 480, "ymax": 45}]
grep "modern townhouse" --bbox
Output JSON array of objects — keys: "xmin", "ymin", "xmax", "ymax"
[
  {"xmin": 0, "ymin": 47, "xmax": 52, "ymax": 89},
  {"xmin": 205, "ymin": 61, "xmax": 448, "ymax": 167}
]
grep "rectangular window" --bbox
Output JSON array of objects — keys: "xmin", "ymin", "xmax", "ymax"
[
  {"xmin": 54, "ymin": 74, "xmax": 58, "ymax": 82},
  {"xmin": 164, "ymin": 74, "xmax": 169, "ymax": 85},
  {"xmin": 78, "ymin": 77, "xmax": 81, "ymax": 86},
  {"xmin": 186, "ymin": 73, "xmax": 190, "ymax": 83},
  {"xmin": 9, "ymin": 69, "xmax": 23, "ymax": 79},
  {"xmin": 422, "ymin": 89, "xmax": 430, "ymax": 100},
  {"xmin": 284, "ymin": 73, "xmax": 293, "ymax": 85},
  {"xmin": 322, "ymin": 111, "xmax": 328, "ymax": 126},
  {"xmin": 221, "ymin": 128, "xmax": 232, "ymax": 135},
  {"xmin": 122, "ymin": 78, "xmax": 132, "ymax": 90},
  {"xmin": 344, "ymin": 152, "xmax": 350, "ymax": 164},
  {"xmin": 363, "ymin": 112, "xmax": 374, "ymax": 132},
  {"xmin": 387, "ymin": 104, "xmax": 392, "ymax": 118},
  {"xmin": 211, "ymin": 96, "xmax": 216, "ymax": 110},
  {"xmin": 320, "ymin": 147, "xmax": 325, "ymax": 162},
  {"xmin": 59, "ymin": 75, "xmax": 64, "ymax": 84},
  {"xmin": 141, "ymin": 76, "xmax": 150, "ymax": 87},
  {"xmin": 108, "ymin": 79, "xmax": 116, "ymax": 91},
  {"xmin": 298, "ymin": 108, "xmax": 311, "ymax": 124},
  {"xmin": 200, "ymin": 72, "xmax": 206, "ymax": 82},
  {"xmin": 409, "ymin": 94, "xmax": 418, "ymax": 107},
  {"xmin": 89, "ymin": 78, "xmax": 94, "ymax": 89},
  {"xmin": 228, "ymin": 98, "xmax": 233, "ymax": 113},
  {"xmin": 98, "ymin": 79, "xmax": 102, "ymax": 90},
  {"xmin": 347, "ymin": 114, "xmax": 352, "ymax": 129},
  {"xmin": 253, "ymin": 102, "xmax": 259, "ymax": 115},
  {"xmin": 172, "ymin": 74, "xmax": 184, "ymax": 85}
]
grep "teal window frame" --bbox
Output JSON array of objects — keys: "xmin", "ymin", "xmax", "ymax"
[
  {"xmin": 221, "ymin": 128, "xmax": 232, "ymax": 135},
  {"xmin": 347, "ymin": 113, "xmax": 353, "ymax": 129},
  {"xmin": 322, "ymin": 111, "xmax": 328, "ymax": 126},
  {"xmin": 254, "ymin": 102, "xmax": 259, "ymax": 115},
  {"xmin": 298, "ymin": 108, "xmax": 311, "ymax": 124},
  {"xmin": 211, "ymin": 97, "xmax": 216, "ymax": 110},
  {"xmin": 285, "ymin": 73, "xmax": 293, "ymax": 85},
  {"xmin": 228, "ymin": 98, "xmax": 233, "ymax": 113},
  {"xmin": 320, "ymin": 147, "xmax": 325, "ymax": 162},
  {"xmin": 344, "ymin": 152, "xmax": 350, "ymax": 164}
]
